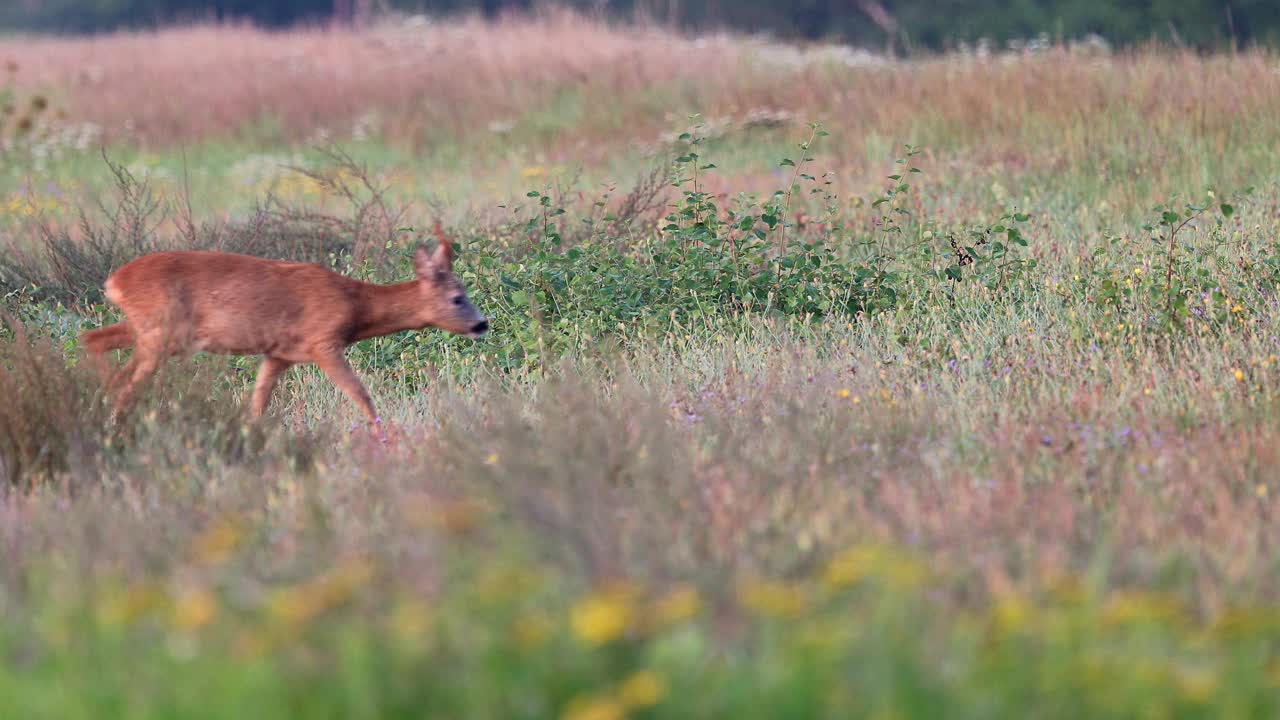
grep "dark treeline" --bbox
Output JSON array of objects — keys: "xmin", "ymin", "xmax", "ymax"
[{"xmin": 2, "ymin": 0, "xmax": 1279, "ymax": 51}]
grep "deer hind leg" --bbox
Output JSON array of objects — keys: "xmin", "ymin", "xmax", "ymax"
[
  {"xmin": 311, "ymin": 348, "xmax": 379, "ymax": 425},
  {"xmin": 250, "ymin": 356, "xmax": 293, "ymax": 418},
  {"xmin": 109, "ymin": 339, "xmax": 165, "ymax": 422},
  {"xmin": 81, "ymin": 321, "xmax": 134, "ymax": 383}
]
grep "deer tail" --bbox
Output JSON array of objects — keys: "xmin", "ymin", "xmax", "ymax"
[{"xmin": 81, "ymin": 322, "xmax": 134, "ymax": 354}]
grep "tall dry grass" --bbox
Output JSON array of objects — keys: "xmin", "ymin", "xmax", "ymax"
[
  {"xmin": 4, "ymin": 320, "xmax": 1280, "ymax": 611},
  {"xmin": 5, "ymin": 11, "xmax": 745, "ymax": 147},
  {"xmin": 6, "ymin": 11, "xmax": 1280, "ymax": 178}
]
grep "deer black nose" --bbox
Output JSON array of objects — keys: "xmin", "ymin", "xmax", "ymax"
[{"xmin": 471, "ymin": 320, "xmax": 489, "ymax": 335}]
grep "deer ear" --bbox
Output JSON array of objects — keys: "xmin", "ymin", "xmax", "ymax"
[
  {"xmin": 432, "ymin": 238, "xmax": 455, "ymax": 271},
  {"xmin": 432, "ymin": 221, "xmax": 455, "ymax": 271},
  {"xmin": 413, "ymin": 246, "xmax": 434, "ymax": 279}
]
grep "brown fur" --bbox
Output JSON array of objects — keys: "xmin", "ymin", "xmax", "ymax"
[{"xmin": 81, "ymin": 232, "xmax": 487, "ymax": 424}]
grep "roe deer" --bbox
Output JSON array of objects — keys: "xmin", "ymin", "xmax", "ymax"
[{"xmin": 80, "ymin": 225, "xmax": 487, "ymax": 428}]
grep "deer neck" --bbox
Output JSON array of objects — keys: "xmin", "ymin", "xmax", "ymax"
[{"xmin": 351, "ymin": 281, "xmax": 424, "ymax": 341}]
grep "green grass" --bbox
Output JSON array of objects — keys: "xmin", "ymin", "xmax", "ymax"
[{"xmin": 4, "ymin": 33, "xmax": 1280, "ymax": 718}]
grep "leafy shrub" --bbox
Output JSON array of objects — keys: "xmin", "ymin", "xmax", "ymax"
[
  {"xmin": 365, "ymin": 132, "xmax": 1038, "ymax": 376},
  {"xmin": 1075, "ymin": 188, "xmax": 1265, "ymax": 336}
]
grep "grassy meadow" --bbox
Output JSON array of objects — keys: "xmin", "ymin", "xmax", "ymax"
[{"xmin": 4, "ymin": 11, "xmax": 1280, "ymax": 717}]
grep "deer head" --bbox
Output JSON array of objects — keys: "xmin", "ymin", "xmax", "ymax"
[{"xmin": 414, "ymin": 223, "xmax": 488, "ymax": 338}]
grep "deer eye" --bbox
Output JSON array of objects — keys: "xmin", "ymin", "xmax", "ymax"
[{"xmin": 452, "ymin": 296, "xmax": 464, "ymax": 307}]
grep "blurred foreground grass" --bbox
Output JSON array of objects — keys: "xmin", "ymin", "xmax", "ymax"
[{"xmin": 4, "ymin": 15, "xmax": 1280, "ymax": 718}]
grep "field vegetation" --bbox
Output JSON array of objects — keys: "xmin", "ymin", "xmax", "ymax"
[{"xmin": 3, "ymin": 11, "xmax": 1280, "ymax": 717}]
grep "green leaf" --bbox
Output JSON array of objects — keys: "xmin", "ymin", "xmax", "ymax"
[
  {"xmin": 1221, "ymin": 203, "xmax": 1234, "ymax": 218},
  {"xmin": 780, "ymin": 158, "xmax": 796, "ymax": 167}
]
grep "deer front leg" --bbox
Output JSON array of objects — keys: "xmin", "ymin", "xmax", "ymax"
[
  {"xmin": 250, "ymin": 356, "xmax": 293, "ymax": 418},
  {"xmin": 311, "ymin": 347, "xmax": 381, "ymax": 431}
]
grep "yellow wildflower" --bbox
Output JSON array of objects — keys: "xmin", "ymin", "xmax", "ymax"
[
  {"xmin": 1211, "ymin": 607, "xmax": 1280, "ymax": 640},
  {"xmin": 191, "ymin": 518, "xmax": 242, "ymax": 567},
  {"xmin": 618, "ymin": 670, "xmax": 667, "ymax": 709},
  {"xmin": 522, "ymin": 166, "xmax": 548, "ymax": 179},
  {"xmin": 1235, "ymin": 369, "xmax": 1245, "ymax": 382},
  {"xmin": 233, "ymin": 629, "xmax": 270, "ymax": 660},
  {"xmin": 1257, "ymin": 484, "xmax": 1269, "ymax": 499},
  {"xmin": 99, "ymin": 582, "xmax": 164, "ymax": 626},
  {"xmin": 1045, "ymin": 574, "xmax": 1087, "ymax": 606},
  {"xmin": 270, "ymin": 587, "xmax": 327, "ymax": 627},
  {"xmin": 738, "ymin": 579, "xmax": 806, "ymax": 618},
  {"xmin": 172, "ymin": 587, "xmax": 219, "ymax": 631},
  {"xmin": 476, "ymin": 565, "xmax": 542, "ymax": 603},
  {"xmin": 434, "ymin": 498, "xmax": 488, "ymax": 535},
  {"xmin": 884, "ymin": 556, "xmax": 927, "ymax": 590},
  {"xmin": 270, "ymin": 558, "xmax": 373, "ymax": 626},
  {"xmin": 992, "ymin": 592, "xmax": 1030, "ymax": 634},
  {"xmin": 649, "ymin": 585, "xmax": 701, "ymax": 627},
  {"xmin": 390, "ymin": 599, "xmax": 432, "ymax": 643},
  {"xmin": 1101, "ymin": 590, "xmax": 1184, "ymax": 627},
  {"xmin": 513, "ymin": 611, "xmax": 554, "ymax": 649},
  {"xmin": 571, "ymin": 584, "xmax": 635, "ymax": 646},
  {"xmin": 836, "ymin": 388, "xmax": 851, "ymax": 399},
  {"xmin": 561, "ymin": 694, "xmax": 625, "ymax": 720},
  {"xmin": 823, "ymin": 546, "xmax": 877, "ymax": 590},
  {"xmin": 1174, "ymin": 666, "xmax": 1218, "ymax": 703}
]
